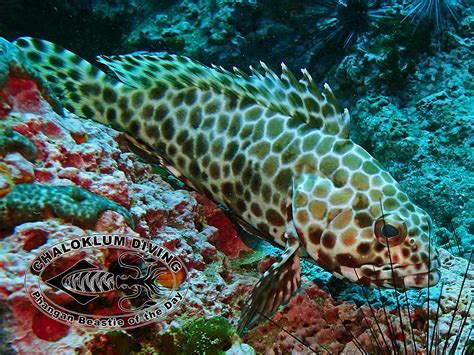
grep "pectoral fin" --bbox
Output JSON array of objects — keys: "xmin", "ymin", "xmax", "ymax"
[{"xmin": 237, "ymin": 238, "xmax": 301, "ymax": 334}]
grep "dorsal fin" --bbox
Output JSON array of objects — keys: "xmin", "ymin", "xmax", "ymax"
[
  {"xmin": 97, "ymin": 53, "xmax": 350, "ymax": 138},
  {"xmin": 12, "ymin": 37, "xmax": 350, "ymax": 138}
]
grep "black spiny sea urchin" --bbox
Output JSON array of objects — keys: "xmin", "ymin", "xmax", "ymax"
[
  {"xmin": 404, "ymin": 0, "xmax": 462, "ymax": 35},
  {"xmin": 313, "ymin": 0, "xmax": 384, "ymax": 50}
]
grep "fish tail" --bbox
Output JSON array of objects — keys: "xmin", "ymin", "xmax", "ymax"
[{"xmin": 13, "ymin": 37, "xmax": 123, "ymax": 126}]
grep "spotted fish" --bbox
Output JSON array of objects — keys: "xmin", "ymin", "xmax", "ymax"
[{"xmin": 11, "ymin": 37, "xmax": 441, "ymax": 332}]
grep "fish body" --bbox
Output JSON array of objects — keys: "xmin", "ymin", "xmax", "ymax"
[{"xmin": 10, "ymin": 37, "xmax": 440, "ymax": 331}]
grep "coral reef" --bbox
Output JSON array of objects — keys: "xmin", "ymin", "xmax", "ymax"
[
  {"xmin": 0, "ymin": 64, "xmax": 470, "ymax": 352},
  {"xmin": 1, "ymin": 1, "xmax": 469, "ymax": 78},
  {"xmin": 0, "ymin": 58, "xmax": 257, "ymax": 353},
  {"xmin": 126, "ymin": 0, "xmax": 239, "ymax": 65},
  {"xmin": 0, "ymin": 37, "xmax": 61, "ymax": 113},
  {"xmin": 244, "ymin": 249, "xmax": 473, "ymax": 353},
  {"xmin": 337, "ymin": 33, "xmax": 473, "ymax": 255}
]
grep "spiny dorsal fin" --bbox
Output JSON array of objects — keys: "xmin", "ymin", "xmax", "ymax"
[{"xmin": 97, "ymin": 53, "xmax": 350, "ymax": 138}]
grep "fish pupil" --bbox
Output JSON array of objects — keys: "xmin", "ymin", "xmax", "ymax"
[{"xmin": 382, "ymin": 224, "xmax": 399, "ymax": 238}]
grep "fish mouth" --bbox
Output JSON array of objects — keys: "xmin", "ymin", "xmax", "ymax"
[
  {"xmin": 398, "ymin": 269, "xmax": 441, "ymax": 289},
  {"xmin": 366, "ymin": 259, "xmax": 441, "ymax": 289},
  {"xmin": 340, "ymin": 259, "xmax": 441, "ymax": 289}
]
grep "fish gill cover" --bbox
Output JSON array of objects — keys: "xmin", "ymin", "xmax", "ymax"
[{"xmin": 0, "ymin": 0, "xmax": 472, "ymax": 354}]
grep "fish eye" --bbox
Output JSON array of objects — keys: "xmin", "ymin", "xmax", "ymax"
[{"xmin": 374, "ymin": 216, "xmax": 407, "ymax": 246}]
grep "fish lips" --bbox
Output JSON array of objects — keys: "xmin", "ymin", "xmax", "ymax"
[
  {"xmin": 340, "ymin": 259, "xmax": 441, "ymax": 289},
  {"xmin": 364, "ymin": 259, "xmax": 441, "ymax": 289}
]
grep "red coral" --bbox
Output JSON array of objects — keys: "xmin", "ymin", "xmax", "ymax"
[
  {"xmin": 12, "ymin": 117, "xmax": 42, "ymax": 137},
  {"xmin": 163, "ymin": 238, "xmax": 180, "ymax": 251},
  {"xmin": 4, "ymin": 76, "xmax": 36, "ymax": 96},
  {"xmin": 21, "ymin": 228, "xmax": 48, "ymax": 251},
  {"xmin": 3, "ymin": 76, "xmax": 43, "ymax": 114},
  {"xmin": 34, "ymin": 168, "xmax": 53, "ymax": 183},
  {"xmin": 244, "ymin": 285, "xmax": 363, "ymax": 353},
  {"xmin": 41, "ymin": 120, "xmax": 62, "ymax": 137},
  {"xmin": 206, "ymin": 213, "xmax": 251, "ymax": 259},
  {"xmin": 32, "ymin": 310, "xmax": 70, "ymax": 341},
  {"xmin": 63, "ymin": 152, "xmax": 85, "ymax": 169},
  {"xmin": 70, "ymin": 132, "xmax": 87, "ymax": 144},
  {"xmin": 196, "ymin": 195, "xmax": 250, "ymax": 259},
  {"xmin": 201, "ymin": 245, "xmax": 218, "ymax": 263}
]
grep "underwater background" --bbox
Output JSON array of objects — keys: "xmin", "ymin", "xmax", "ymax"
[{"xmin": 0, "ymin": 0, "xmax": 472, "ymax": 354}]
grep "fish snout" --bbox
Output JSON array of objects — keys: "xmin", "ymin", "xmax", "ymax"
[{"xmin": 358, "ymin": 257, "xmax": 441, "ymax": 289}]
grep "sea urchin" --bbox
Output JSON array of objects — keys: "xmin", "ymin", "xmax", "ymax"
[
  {"xmin": 313, "ymin": 0, "xmax": 383, "ymax": 50},
  {"xmin": 404, "ymin": 0, "xmax": 462, "ymax": 35}
]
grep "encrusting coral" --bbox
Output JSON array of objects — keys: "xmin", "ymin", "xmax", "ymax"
[
  {"xmin": 0, "ymin": 41, "xmax": 135, "ymax": 231},
  {"xmin": 0, "ymin": 183, "xmax": 134, "ymax": 229},
  {"xmin": 0, "ymin": 127, "xmax": 37, "ymax": 161}
]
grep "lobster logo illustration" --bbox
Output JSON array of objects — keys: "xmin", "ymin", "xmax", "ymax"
[{"xmin": 46, "ymin": 252, "xmax": 172, "ymax": 311}]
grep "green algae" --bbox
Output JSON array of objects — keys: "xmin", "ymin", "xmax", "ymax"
[
  {"xmin": 0, "ymin": 183, "xmax": 134, "ymax": 229},
  {"xmin": 230, "ymin": 250, "xmax": 265, "ymax": 270},
  {"xmin": 87, "ymin": 331, "xmax": 139, "ymax": 355},
  {"xmin": 159, "ymin": 316, "xmax": 237, "ymax": 355}
]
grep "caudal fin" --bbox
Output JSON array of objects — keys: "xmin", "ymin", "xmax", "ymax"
[{"xmin": 13, "ymin": 37, "xmax": 124, "ymax": 125}]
